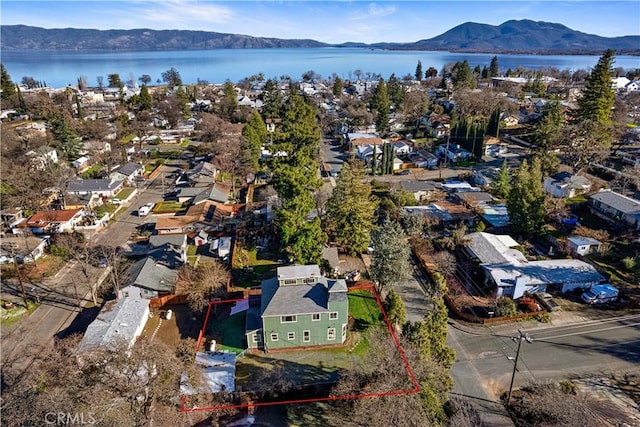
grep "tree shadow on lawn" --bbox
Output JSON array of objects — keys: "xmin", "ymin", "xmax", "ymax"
[{"xmin": 204, "ymin": 307, "xmax": 246, "ymax": 353}]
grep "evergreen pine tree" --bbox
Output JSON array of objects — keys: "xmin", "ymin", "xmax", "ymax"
[
  {"xmin": 507, "ymin": 158, "xmax": 546, "ymax": 236},
  {"xmin": 489, "ymin": 56, "xmax": 499, "ymax": 77},
  {"xmin": 575, "ymin": 49, "xmax": 616, "ymax": 126},
  {"xmin": 1, "ymin": 64, "xmax": 16, "ymax": 100},
  {"xmin": 372, "ymin": 78, "xmax": 390, "ymax": 134},
  {"xmin": 493, "ymin": 159, "xmax": 511, "ymax": 199},
  {"xmin": 415, "ymin": 60, "xmax": 423, "ymax": 81},
  {"xmin": 325, "ymin": 160, "xmax": 376, "ymax": 256}
]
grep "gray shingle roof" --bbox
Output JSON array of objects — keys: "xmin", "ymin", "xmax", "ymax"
[
  {"xmin": 590, "ymin": 190, "xmax": 640, "ymax": 214},
  {"xmin": 67, "ymin": 178, "xmax": 122, "ymax": 192},
  {"xmin": 400, "ymin": 180, "xmax": 441, "ymax": 193},
  {"xmin": 262, "ymin": 281, "xmax": 330, "ymax": 317},
  {"xmin": 466, "ymin": 232, "xmax": 527, "ymax": 265},
  {"xmin": 117, "ymin": 162, "xmax": 142, "ymax": 177}
]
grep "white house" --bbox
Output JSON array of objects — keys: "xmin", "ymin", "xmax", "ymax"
[
  {"xmin": 464, "ymin": 232, "xmax": 605, "ymax": 299},
  {"xmin": 392, "ymin": 140, "xmax": 413, "ymax": 155},
  {"xmin": 67, "ymin": 178, "xmax": 124, "ymax": 198},
  {"xmin": 437, "ymin": 144, "xmax": 473, "ymax": 163},
  {"xmin": 625, "ymin": 80, "xmax": 640, "ymax": 92},
  {"xmin": 543, "ymin": 172, "xmax": 592, "ymax": 198},
  {"xmin": 567, "ymin": 236, "xmax": 602, "ymax": 256},
  {"xmin": 72, "ymin": 156, "xmax": 91, "ymax": 171},
  {"xmin": 25, "ymin": 146, "xmax": 59, "ymax": 170},
  {"xmin": 78, "ymin": 286, "xmax": 150, "ymax": 352}
]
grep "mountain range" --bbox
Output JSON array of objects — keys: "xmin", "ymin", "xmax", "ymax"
[{"xmin": 1, "ymin": 20, "xmax": 638, "ymax": 54}]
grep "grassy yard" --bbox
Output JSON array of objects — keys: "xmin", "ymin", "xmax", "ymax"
[
  {"xmin": 232, "ymin": 247, "xmax": 281, "ymax": 288},
  {"xmin": 80, "ymin": 164, "xmax": 103, "ymax": 179},
  {"xmin": 154, "ymin": 201, "xmax": 185, "ymax": 213},
  {"xmin": 205, "ymin": 311, "xmax": 246, "ymax": 354},
  {"xmin": 348, "ymin": 289, "xmax": 383, "ymax": 329},
  {"xmin": 0, "ymin": 301, "xmax": 40, "ymax": 328},
  {"xmin": 113, "ymin": 187, "xmax": 135, "ymax": 200},
  {"xmin": 179, "ymin": 139, "xmax": 191, "ymax": 148},
  {"xmin": 94, "ymin": 203, "xmax": 118, "ymax": 218},
  {"xmin": 144, "ymin": 164, "xmax": 157, "ymax": 174}
]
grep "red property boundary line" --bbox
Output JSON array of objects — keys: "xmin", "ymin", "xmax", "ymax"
[{"xmin": 180, "ymin": 285, "xmax": 420, "ymax": 413}]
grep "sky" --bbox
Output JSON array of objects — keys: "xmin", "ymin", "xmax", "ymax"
[{"xmin": 1, "ymin": 1, "xmax": 639, "ymax": 44}]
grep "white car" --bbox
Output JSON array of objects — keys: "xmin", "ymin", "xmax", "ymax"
[{"xmin": 138, "ymin": 202, "xmax": 155, "ymax": 216}]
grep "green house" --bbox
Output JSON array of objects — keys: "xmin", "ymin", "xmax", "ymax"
[{"xmin": 246, "ymin": 265, "xmax": 348, "ymax": 352}]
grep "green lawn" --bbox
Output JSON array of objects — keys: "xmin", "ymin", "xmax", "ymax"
[
  {"xmin": 113, "ymin": 187, "xmax": 135, "ymax": 200},
  {"xmin": 154, "ymin": 201, "xmax": 184, "ymax": 213},
  {"xmin": 179, "ymin": 139, "xmax": 191, "ymax": 148},
  {"xmin": 81, "ymin": 164, "xmax": 103, "ymax": 179},
  {"xmin": 348, "ymin": 289, "xmax": 383, "ymax": 329},
  {"xmin": 144, "ymin": 164, "xmax": 157, "ymax": 174},
  {"xmin": 94, "ymin": 203, "xmax": 118, "ymax": 218},
  {"xmin": 206, "ymin": 311, "xmax": 246, "ymax": 353}
]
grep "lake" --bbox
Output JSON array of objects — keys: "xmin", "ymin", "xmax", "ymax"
[{"xmin": 2, "ymin": 48, "xmax": 639, "ymax": 88}]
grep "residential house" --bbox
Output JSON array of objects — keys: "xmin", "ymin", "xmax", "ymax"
[
  {"xmin": 109, "ymin": 162, "xmax": 144, "ymax": 184},
  {"xmin": 0, "ymin": 208, "xmax": 24, "ymax": 230},
  {"xmin": 25, "ymin": 146, "xmax": 58, "ymax": 170},
  {"xmin": 72, "ymin": 156, "xmax": 91, "ymax": 172},
  {"xmin": 457, "ymin": 191, "xmax": 496, "ymax": 209},
  {"xmin": 567, "ymin": 236, "xmax": 602, "ymax": 256},
  {"xmin": 0, "ymin": 235, "xmax": 49, "ymax": 264},
  {"xmin": 424, "ymin": 113, "xmax": 451, "ymax": 138},
  {"xmin": 436, "ymin": 144, "xmax": 473, "ymax": 163},
  {"xmin": 25, "ymin": 209, "xmax": 84, "ymax": 234},
  {"xmin": 129, "ymin": 235, "xmax": 187, "ymax": 298},
  {"xmin": 398, "ymin": 180, "xmax": 443, "ymax": 203},
  {"xmin": 67, "ymin": 178, "xmax": 124, "ymax": 198},
  {"xmin": 501, "ymin": 115, "xmax": 520, "ymax": 127},
  {"xmin": 176, "ymin": 161, "xmax": 218, "ymax": 187},
  {"xmin": 464, "ymin": 232, "xmax": 605, "ymax": 299},
  {"xmin": 589, "ymin": 190, "xmax": 640, "ymax": 230},
  {"xmin": 344, "ymin": 133, "xmax": 381, "ymax": 152},
  {"xmin": 77, "ymin": 286, "xmax": 150, "ymax": 353},
  {"xmin": 625, "ymin": 80, "xmax": 640, "ymax": 92},
  {"xmin": 544, "ymin": 172, "xmax": 592, "ymax": 198},
  {"xmin": 246, "ymin": 265, "xmax": 348, "ymax": 352},
  {"xmin": 64, "ymin": 193, "xmax": 103, "ymax": 211},
  {"xmin": 413, "ymin": 150, "xmax": 438, "ymax": 169},
  {"xmin": 392, "ymin": 140, "xmax": 413, "ymax": 155},
  {"xmin": 155, "ymin": 201, "xmax": 235, "ymax": 234},
  {"xmin": 82, "ymin": 140, "xmax": 111, "ymax": 155},
  {"xmin": 191, "ymin": 183, "xmax": 231, "ymax": 205},
  {"xmin": 484, "ymin": 137, "xmax": 508, "ymax": 157}
]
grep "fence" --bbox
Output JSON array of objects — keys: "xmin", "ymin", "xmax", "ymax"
[
  {"xmin": 445, "ymin": 294, "xmax": 547, "ymax": 324},
  {"xmin": 149, "ymin": 293, "xmax": 189, "ymax": 308}
]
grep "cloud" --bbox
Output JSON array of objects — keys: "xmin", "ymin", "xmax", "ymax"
[
  {"xmin": 132, "ymin": 1, "xmax": 235, "ymax": 29},
  {"xmin": 350, "ymin": 3, "xmax": 397, "ymax": 21}
]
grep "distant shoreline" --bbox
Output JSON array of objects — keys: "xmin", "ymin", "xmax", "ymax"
[{"xmin": 2, "ymin": 46, "xmax": 638, "ymax": 56}]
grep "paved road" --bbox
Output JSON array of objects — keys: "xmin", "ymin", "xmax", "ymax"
[
  {"xmin": 1, "ymin": 164, "xmax": 178, "ymax": 370},
  {"xmin": 392, "ymin": 255, "xmax": 433, "ymax": 322},
  {"xmin": 449, "ymin": 313, "xmax": 640, "ymax": 401}
]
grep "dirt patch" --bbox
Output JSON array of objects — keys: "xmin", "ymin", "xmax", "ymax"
[
  {"xmin": 141, "ymin": 304, "xmax": 201, "ymax": 348},
  {"xmin": 337, "ymin": 254, "xmax": 367, "ymax": 276}
]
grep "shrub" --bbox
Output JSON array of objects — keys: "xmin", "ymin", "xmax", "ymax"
[
  {"xmin": 535, "ymin": 313, "xmax": 551, "ymax": 323},
  {"xmin": 518, "ymin": 296, "xmax": 539, "ymax": 313},
  {"xmin": 496, "ymin": 297, "xmax": 517, "ymax": 317},
  {"xmin": 559, "ymin": 381, "xmax": 579, "ymax": 395},
  {"xmin": 622, "ymin": 256, "xmax": 636, "ymax": 270}
]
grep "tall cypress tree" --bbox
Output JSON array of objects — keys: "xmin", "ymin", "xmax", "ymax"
[
  {"xmin": 575, "ymin": 49, "xmax": 616, "ymax": 126},
  {"xmin": 372, "ymin": 78, "xmax": 390, "ymax": 134},
  {"xmin": 415, "ymin": 60, "xmax": 423, "ymax": 81}
]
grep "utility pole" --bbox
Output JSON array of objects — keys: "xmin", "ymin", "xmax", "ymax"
[
  {"xmin": 10, "ymin": 248, "xmax": 29, "ymax": 307},
  {"xmin": 507, "ymin": 330, "xmax": 532, "ymax": 403}
]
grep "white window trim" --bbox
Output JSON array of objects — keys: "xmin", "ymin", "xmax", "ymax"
[
  {"xmin": 328, "ymin": 328, "xmax": 336, "ymax": 341},
  {"xmin": 311, "ymin": 313, "xmax": 321, "ymax": 321},
  {"xmin": 303, "ymin": 330, "xmax": 311, "ymax": 342},
  {"xmin": 252, "ymin": 334, "xmax": 260, "ymax": 343},
  {"xmin": 270, "ymin": 333, "xmax": 279, "ymax": 342},
  {"xmin": 287, "ymin": 332, "xmax": 295, "ymax": 341},
  {"xmin": 329, "ymin": 312, "xmax": 338, "ymax": 320},
  {"xmin": 280, "ymin": 315, "xmax": 297, "ymax": 323}
]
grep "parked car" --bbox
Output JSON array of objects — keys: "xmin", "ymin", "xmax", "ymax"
[
  {"xmin": 581, "ymin": 284, "xmax": 619, "ymax": 304},
  {"xmin": 396, "ymin": 169, "xmax": 411, "ymax": 175},
  {"xmin": 533, "ymin": 292, "xmax": 560, "ymax": 311},
  {"xmin": 138, "ymin": 202, "xmax": 155, "ymax": 217}
]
